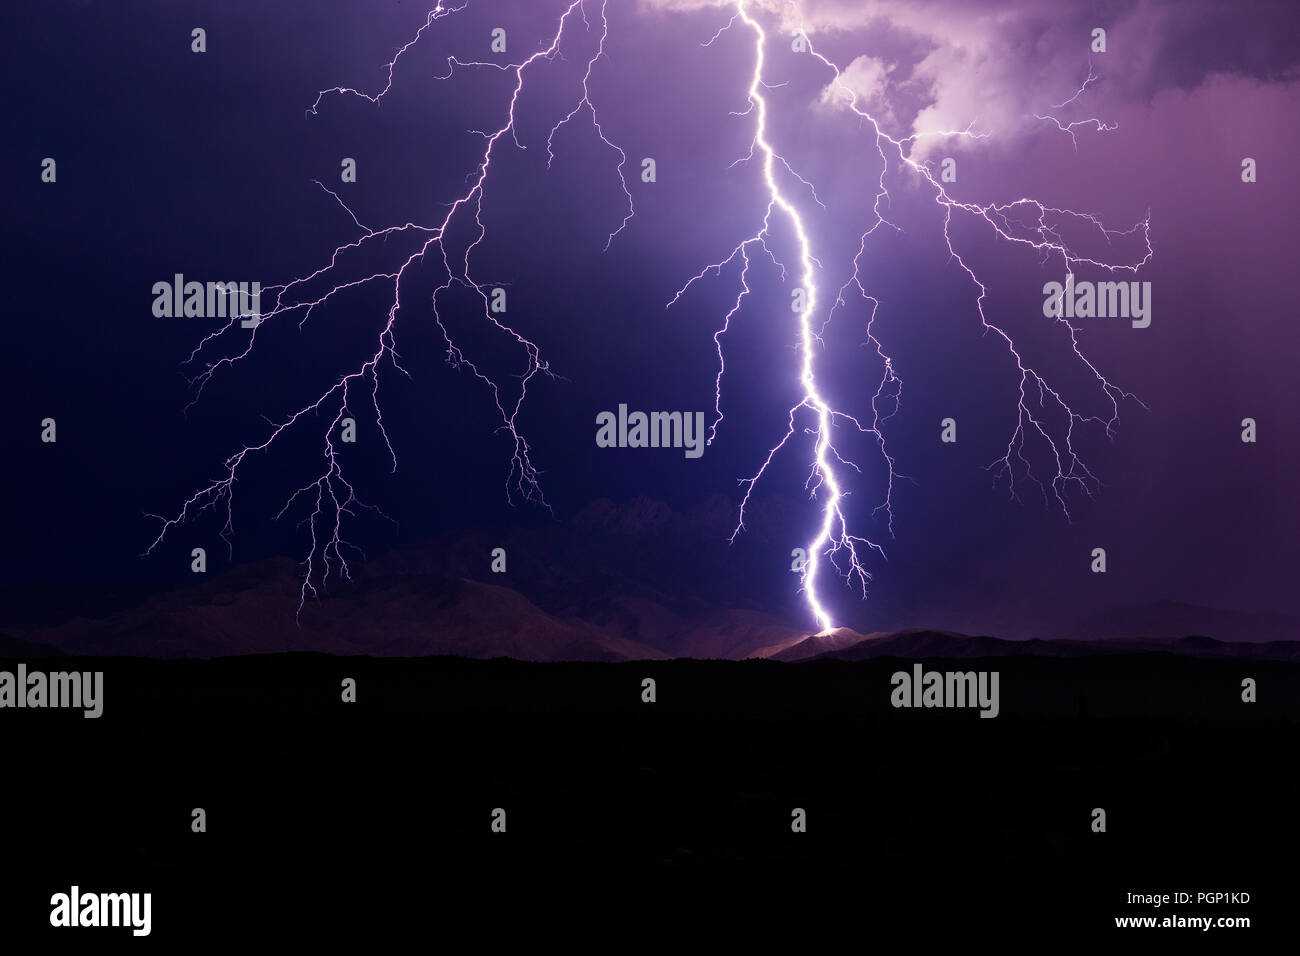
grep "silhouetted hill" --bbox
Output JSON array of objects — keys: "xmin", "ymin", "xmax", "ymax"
[
  {"xmin": 16, "ymin": 561, "xmax": 666, "ymax": 661},
  {"xmin": 0, "ymin": 633, "xmax": 62, "ymax": 658},
  {"xmin": 6, "ymin": 497, "xmax": 1297, "ymax": 659},
  {"xmin": 768, "ymin": 627, "xmax": 1300, "ymax": 662},
  {"xmin": 1065, "ymin": 599, "xmax": 1300, "ymax": 643}
]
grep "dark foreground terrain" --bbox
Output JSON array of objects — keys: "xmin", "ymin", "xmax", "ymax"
[{"xmin": 1, "ymin": 652, "xmax": 1294, "ymax": 944}]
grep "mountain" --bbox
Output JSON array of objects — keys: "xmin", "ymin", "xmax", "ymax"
[
  {"xmin": 767, "ymin": 628, "xmax": 1300, "ymax": 663},
  {"xmin": 14, "ymin": 560, "xmax": 665, "ymax": 661},
  {"xmin": 1064, "ymin": 600, "xmax": 1300, "ymax": 644},
  {"xmin": 6, "ymin": 495, "xmax": 812, "ymax": 660},
  {"xmin": 0, "ymin": 633, "xmax": 63, "ymax": 658},
  {"xmin": 754, "ymin": 627, "xmax": 889, "ymax": 661},
  {"xmin": 6, "ymin": 497, "xmax": 1297, "ymax": 661}
]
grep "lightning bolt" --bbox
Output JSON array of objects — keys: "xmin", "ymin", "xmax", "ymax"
[
  {"xmin": 674, "ymin": 0, "xmax": 1151, "ymax": 634},
  {"xmin": 671, "ymin": 1, "xmax": 889, "ymax": 635},
  {"xmin": 147, "ymin": 0, "xmax": 1152, "ymax": 638},
  {"xmin": 1034, "ymin": 61, "xmax": 1119, "ymax": 148},
  {"xmin": 145, "ymin": 0, "xmax": 633, "ymax": 614}
]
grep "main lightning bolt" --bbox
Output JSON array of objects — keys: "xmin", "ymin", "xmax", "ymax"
[
  {"xmin": 674, "ymin": 0, "xmax": 1151, "ymax": 634},
  {"xmin": 145, "ymin": 0, "xmax": 632, "ymax": 613},
  {"xmin": 671, "ymin": 1, "xmax": 882, "ymax": 635}
]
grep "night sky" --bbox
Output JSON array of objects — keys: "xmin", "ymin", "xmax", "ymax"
[{"xmin": 5, "ymin": 0, "xmax": 1299, "ymax": 639}]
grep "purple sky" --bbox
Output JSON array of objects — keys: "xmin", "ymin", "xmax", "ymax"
[{"xmin": 8, "ymin": 0, "xmax": 1299, "ymax": 638}]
